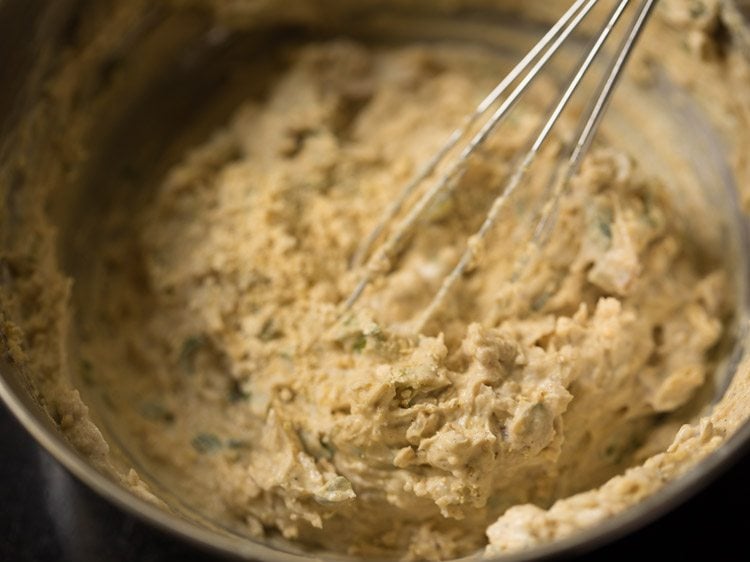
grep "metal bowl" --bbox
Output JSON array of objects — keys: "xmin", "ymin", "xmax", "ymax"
[{"xmin": 2, "ymin": 0, "xmax": 750, "ymax": 560}]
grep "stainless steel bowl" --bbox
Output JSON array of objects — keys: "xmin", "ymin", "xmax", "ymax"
[{"xmin": 3, "ymin": 1, "xmax": 750, "ymax": 560}]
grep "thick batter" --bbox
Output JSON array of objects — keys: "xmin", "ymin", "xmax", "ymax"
[
  {"xmin": 1, "ymin": 1, "xmax": 749, "ymax": 561},
  {"xmin": 74, "ymin": 41, "xmax": 730, "ymax": 559}
]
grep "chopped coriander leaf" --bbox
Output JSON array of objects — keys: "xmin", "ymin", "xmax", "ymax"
[
  {"xmin": 531, "ymin": 292, "xmax": 550, "ymax": 312},
  {"xmin": 139, "ymin": 401, "xmax": 175, "ymax": 423},
  {"xmin": 258, "ymin": 318, "xmax": 283, "ymax": 341},
  {"xmin": 278, "ymin": 351, "xmax": 294, "ymax": 362},
  {"xmin": 352, "ymin": 334, "xmax": 367, "ymax": 353},
  {"xmin": 689, "ymin": 1, "xmax": 706, "ymax": 17},
  {"xmin": 320, "ymin": 439, "xmax": 335, "ymax": 459},
  {"xmin": 191, "ymin": 432, "xmax": 222, "ymax": 454},
  {"xmin": 227, "ymin": 438, "xmax": 251, "ymax": 450},
  {"xmin": 179, "ymin": 335, "xmax": 205, "ymax": 374}
]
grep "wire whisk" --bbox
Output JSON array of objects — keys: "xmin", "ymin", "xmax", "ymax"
[{"xmin": 342, "ymin": 0, "xmax": 657, "ymax": 332}]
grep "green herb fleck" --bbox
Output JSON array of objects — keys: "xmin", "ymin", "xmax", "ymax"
[
  {"xmin": 258, "ymin": 318, "xmax": 282, "ymax": 342},
  {"xmin": 604, "ymin": 442, "xmax": 627, "ymax": 464},
  {"xmin": 365, "ymin": 324, "xmax": 385, "ymax": 341},
  {"xmin": 227, "ymin": 438, "xmax": 251, "ymax": 450},
  {"xmin": 320, "ymin": 439, "xmax": 335, "ymax": 460},
  {"xmin": 689, "ymin": 1, "xmax": 706, "ymax": 18},
  {"xmin": 191, "ymin": 432, "xmax": 222, "ymax": 454},
  {"xmin": 598, "ymin": 219, "xmax": 612, "ymax": 239},
  {"xmin": 278, "ymin": 351, "xmax": 294, "ymax": 362},
  {"xmin": 352, "ymin": 334, "xmax": 367, "ymax": 353},
  {"xmin": 179, "ymin": 335, "xmax": 205, "ymax": 374},
  {"xmin": 139, "ymin": 401, "xmax": 175, "ymax": 423},
  {"xmin": 531, "ymin": 292, "xmax": 550, "ymax": 312}
]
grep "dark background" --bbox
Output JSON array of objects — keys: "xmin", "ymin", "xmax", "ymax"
[{"xmin": 1, "ymin": 402, "xmax": 748, "ymax": 562}]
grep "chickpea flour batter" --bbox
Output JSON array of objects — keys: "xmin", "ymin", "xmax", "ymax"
[
  {"xmin": 1, "ymin": 1, "xmax": 749, "ymax": 560},
  {"xmin": 76, "ymin": 40, "xmax": 730, "ymax": 559}
]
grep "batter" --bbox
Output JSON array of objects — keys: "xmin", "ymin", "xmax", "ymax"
[
  {"xmin": 74, "ymin": 41, "xmax": 729, "ymax": 559},
  {"xmin": 0, "ymin": 1, "xmax": 748, "ymax": 561}
]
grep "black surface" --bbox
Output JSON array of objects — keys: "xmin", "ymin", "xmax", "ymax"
[{"xmin": 1, "ymin": 402, "xmax": 749, "ymax": 562}]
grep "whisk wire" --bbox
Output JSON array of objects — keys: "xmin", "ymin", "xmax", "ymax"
[
  {"xmin": 342, "ymin": 0, "xmax": 602, "ymax": 313},
  {"xmin": 340, "ymin": 0, "xmax": 657, "ymax": 331},
  {"xmin": 413, "ymin": 0, "xmax": 634, "ymax": 331},
  {"xmin": 531, "ymin": 0, "xmax": 657, "ymax": 258},
  {"xmin": 350, "ymin": 0, "xmax": 597, "ymax": 269}
]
